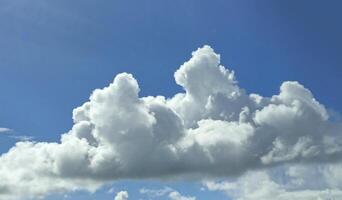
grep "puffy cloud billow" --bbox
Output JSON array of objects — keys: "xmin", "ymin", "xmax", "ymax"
[{"xmin": 1, "ymin": 45, "xmax": 342, "ymax": 199}]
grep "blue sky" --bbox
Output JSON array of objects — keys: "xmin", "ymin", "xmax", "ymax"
[{"xmin": 1, "ymin": 1, "xmax": 342, "ymax": 200}]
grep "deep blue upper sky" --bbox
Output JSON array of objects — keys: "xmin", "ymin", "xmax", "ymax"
[{"xmin": 0, "ymin": 1, "xmax": 342, "ymax": 199}]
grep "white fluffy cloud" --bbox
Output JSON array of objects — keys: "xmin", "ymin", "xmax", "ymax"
[
  {"xmin": 0, "ymin": 45, "xmax": 342, "ymax": 199},
  {"xmin": 114, "ymin": 191, "xmax": 128, "ymax": 200}
]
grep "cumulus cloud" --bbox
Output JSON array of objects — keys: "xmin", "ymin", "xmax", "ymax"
[
  {"xmin": 114, "ymin": 191, "xmax": 128, "ymax": 200},
  {"xmin": 0, "ymin": 45, "xmax": 342, "ymax": 199}
]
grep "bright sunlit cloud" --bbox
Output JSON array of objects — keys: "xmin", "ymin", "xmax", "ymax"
[{"xmin": 0, "ymin": 46, "xmax": 342, "ymax": 200}]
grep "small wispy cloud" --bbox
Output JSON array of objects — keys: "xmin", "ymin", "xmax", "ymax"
[
  {"xmin": 0, "ymin": 127, "xmax": 34, "ymax": 141},
  {"xmin": 140, "ymin": 187, "xmax": 196, "ymax": 200},
  {"xmin": 10, "ymin": 135, "xmax": 34, "ymax": 141},
  {"xmin": 0, "ymin": 127, "xmax": 12, "ymax": 133},
  {"xmin": 107, "ymin": 187, "xmax": 116, "ymax": 194},
  {"xmin": 139, "ymin": 187, "xmax": 174, "ymax": 197}
]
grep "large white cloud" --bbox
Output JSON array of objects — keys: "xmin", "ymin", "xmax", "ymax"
[{"xmin": 0, "ymin": 45, "xmax": 342, "ymax": 199}]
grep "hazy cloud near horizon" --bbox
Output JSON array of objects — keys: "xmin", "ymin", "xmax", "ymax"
[{"xmin": 1, "ymin": 46, "xmax": 342, "ymax": 199}]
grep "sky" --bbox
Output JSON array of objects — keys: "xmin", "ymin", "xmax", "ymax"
[{"xmin": 1, "ymin": 1, "xmax": 342, "ymax": 200}]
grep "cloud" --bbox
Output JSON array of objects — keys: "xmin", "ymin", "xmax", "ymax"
[
  {"xmin": 204, "ymin": 164, "xmax": 342, "ymax": 200},
  {"xmin": 114, "ymin": 191, "xmax": 128, "ymax": 200},
  {"xmin": 0, "ymin": 45, "xmax": 342, "ymax": 199},
  {"xmin": 0, "ymin": 128, "xmax": 11, "ymax": 133},
  {"xmin": 168, "ymin": 191, "xmax": 196, "ymax": 200},
  {"xmin": 9, "ymin": 135, "xmax": 34, "ymax": 141},
  {"xmin": 0, "ymin": 128, "xmax": 34, "ymax": 141},
  {"xmin": 139, "ymin": 187, "xmax": 174, "ymax": 198},
  {"xmin": 140, "ymin": 187, "xmax": 195, "ymax": 200}
]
